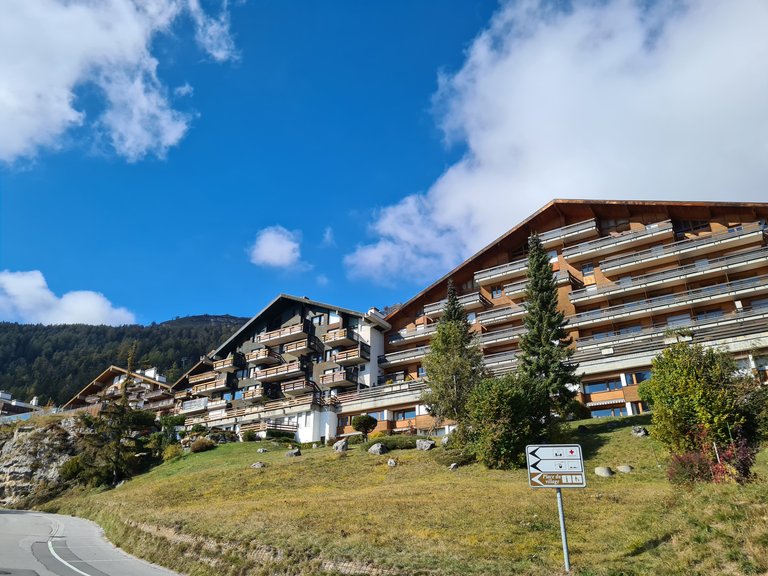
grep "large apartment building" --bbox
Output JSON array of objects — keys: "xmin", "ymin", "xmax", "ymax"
[
  {"xmin": 380, "ymin": 199, "xmax": 768, "ymax": 420},
  {"xmin": 172, "ymin": 295, "xmax": 392, "ymax": 443},
  {"xmin": 60, "ymin": 199, "xmax": 768, "ymax": 441}
]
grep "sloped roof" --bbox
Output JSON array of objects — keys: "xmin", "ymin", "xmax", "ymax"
[{"xmin": 63, "ymin": 365, "xmax": 171, "ymax": 409}]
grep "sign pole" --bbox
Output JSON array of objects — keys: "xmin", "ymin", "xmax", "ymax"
[{"xmin": 555, "ymin": 487, "xmax": 571, "ymax": 573}]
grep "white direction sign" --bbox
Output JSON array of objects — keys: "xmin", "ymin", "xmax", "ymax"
[{"xmin": 526, "ymin": 444, "xmax": 586, "ymax": 488}]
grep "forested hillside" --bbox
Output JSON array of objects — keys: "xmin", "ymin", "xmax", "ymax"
[{"xmin": 0, "ymin": 316, "xmax": 248, "ymax": 405}]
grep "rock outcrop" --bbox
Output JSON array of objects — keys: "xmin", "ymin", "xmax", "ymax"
[{"xmin": 0, "ymin": 418, "xmax": 79, "ymax": 508}]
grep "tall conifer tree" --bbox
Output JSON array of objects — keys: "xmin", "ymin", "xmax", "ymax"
[
  {"xmin": 518, "ymin": 234, "xmax": 579, "ymax": 415},
  {"xmin": 422, "ymin": 280, "xmax": 485, "ymax": 426}
]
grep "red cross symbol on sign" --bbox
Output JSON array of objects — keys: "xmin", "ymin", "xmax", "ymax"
[{"xmin": 568, "ymin": 449, "xmax": 575, "ymax": 455}]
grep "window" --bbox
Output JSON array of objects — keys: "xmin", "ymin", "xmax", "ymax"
[
  {"xmin": 312, "ymin": 315, "xmax": 324, "ymax": 326},
  {"xmin": 583, "ymin": 379, "xmax": 622, "ymax": 394},
  {"xmin": 600, "ymin": 218, "xmax": 630, "ymax": 234},
  {"xmin": 548, "ymin": 249, "xmax": 558, "ymax": 262},
  {"xmin": 491, "ymin": 286, "xmax": 503, "ymax": 299},
  {"xmin": 365, "ymin": 410, "xmax": 385, "ymax": 421},
  {"xmin": 328, "ymin": 312, "xmax": 341, "ymax": 325},
  {"xmin": 696, "ymin": 308, "xmax": 723, "ymax": 321},
  {"xmin": 618, "ymin": 324, "xmax": 642, "ymax": 335},
  {"xmin": 631, "ymin": 371, "xmax": 651, "ymax": 385},
  {"xmin": 581, "ymin": 262, "xmax": 595, "ymax": 277},
  {"xmin": 673, "ymin": 219, "xmax": 710, "ymax": 237},
  {"xmin": 750, "ymin": 298, "xmax": 768, "ymax": 310},
  {"xmin": 666, "ymin": 313, "xmax": 690, "ymax": 328},
  {"xmin": 234, "ymin": 390, "xmax": 243, "ymax": 400},
  {"xmin": 467, "ymin": 312, "xmax": 477, "ymax": 324},
  {"xmin": 591, "ymin": 406, "xmax": 628, "ymax": 418},
  {"xmin": 236, "ymin": 368, "xmax": 248, "ymax": 380},
  {"xmin": 394, "ymin": 408, "xmax": 417, "ymax": 421},
  {"xmin": 417, "ymin": 365, "xmax": 427, "ymax": 378},
  {"xmin": 338, "ymin": 416, "xmax": 349, "ymax": 427},
  {"xmin": 222, "ymin": 392, "xmax": 232, "ymax": 401}
]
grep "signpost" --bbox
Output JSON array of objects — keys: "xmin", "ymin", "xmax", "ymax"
[{"xmin": 526, "ymin": 444, "xmax": 585, "ymax": 573}]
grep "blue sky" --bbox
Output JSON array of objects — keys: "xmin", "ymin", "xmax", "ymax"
[{"xmin": 2, "ymin": 0, "xmax": 768, "ymax": 325}]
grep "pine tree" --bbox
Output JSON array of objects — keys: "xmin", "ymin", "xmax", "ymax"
[
  {"xmin": 518, "ymin": 234, "xmax": 579, "ymax": 416},
  {"xmin": 422, "ymin": 280, "xmax": 486, "ymax": 426}
]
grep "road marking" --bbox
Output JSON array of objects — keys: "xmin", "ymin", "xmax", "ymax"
[{"xmin": 47, "ymin": 539, "xmax": 94, "ymax": 576}]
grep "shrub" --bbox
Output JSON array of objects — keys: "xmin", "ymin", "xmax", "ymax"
[
  {"xmin": 190, "ymin": 438, "xmax": 216, "ymax": 453},
  {"xmin": 242, "ymin": 430, "xmax": 259, "ymax": 442},
  {"xmin": 346, "ymin": 434, "xmax": 364, "ymax": 445},
  {"xmin": 362, "ymin": 435, "xmax": 427, "ymax": 451},
  {"xmin": 265, "ymin": 429, "xmax": 295, "ymax": 440},
  {"xmin": 667, "ymin": 451, "xmax": 713, "ymax": 484},
  {"xmin": 465, "ymin": 373, "xmax": 553, "ymax": 469},
  {"xmin": 351, "ymin": 415, "xmax": 377, "ymax": 441},
  {"xmin": 162, "ymin": 444, "xmax": 183, "ymax": 462},
  {"xmin": 190, "ymin": 424, "xmax": 207, "ymax": 435},
  {"xmin": 59, "ymin": 455, "xmax": 84, "ymax": 482},
  {"xmin": 369, "ymin": 431, "xmax": 389, "ymax": 440}
]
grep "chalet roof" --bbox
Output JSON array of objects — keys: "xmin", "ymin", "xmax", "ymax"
[
  {"xmin": 211, "ymin": 294, "xmax": 370, "ymax": 358},
  {"xmin": 385, "ymin": 198, "xmax": 768, "ymax": 323},
  {"xmin": 63, "ymin": 365, "xmax": 172, "ymax": 409}
]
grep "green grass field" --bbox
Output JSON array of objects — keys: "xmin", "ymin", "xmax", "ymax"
[{"xmin": 40, "ymin": 415, "xmax": 768, "ymax": 576}]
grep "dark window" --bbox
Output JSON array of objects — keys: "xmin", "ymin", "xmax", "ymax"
[
  {"xmin": 491, "ymin": 286, "xmax": 503, "ymax": 299},
  {"xmin": 394, "ymin": 408, "xmax": 417, "ymax": 420},
  {"xmin": 581, "ymin": 262, "xmax": 595, "ymax": 276},
  {"xmin": 312, "ymin": 315, "xmax": 324, "ymax": 326}
]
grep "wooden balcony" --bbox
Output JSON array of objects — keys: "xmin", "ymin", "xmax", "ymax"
[
  {"xmin": 477, "ymin": 305, "xmax": 526, "ymax": 326},
  {"xmin": 379, "ymin": 346, "xmax": 429, "ymax": 367},
  {"xmin": 319, "ymin": 369, "xmax": 358, "ymax": 390},
  {"xmin": 474, "ymin": 258, "xmax": 528, "ymax": 287},
  {"xmin": 281, "ymin": 378, "xmax": 314, "ymax": 396},
  {"xmin": 192, "ymin": 373, "xmax": 232, "ymax": 395},
  {"xmin": 584, "ymin": 388, "xmax": 626, "ymax": 407},
  {"xmin": 144, "ymin": 398, "xmax": 175, "ymax": 411},
  {"xmin": 538, "ymin": 219, "xmax": 599, "ymax": 248},
  {"xmin": 562, "ymin": 220, "xmax": 674, "ymax": 262},
  {"xmin": 425, "ymin": 291, "xmax": 492, "ymax": 318},
  {"xmin": 388, "ymin": 323, "xmax": 438, "ymax": 346},
  {"xmin": 179, "ymin": 397, "xmax": 208, "ymax": 414},
  {"xmin": 322, "ymin": 327, "xmax": 358, "ymax": 347},
  {"xmin": 255, "ymin": 361, "xmax": 304, "ymax": 383},
  {"xmin": 479, "ymin": 326, "xmax": 526, "ymax": 348},
  {"xmin": 242, "ymin": 387, "xmax": 267, "ymax": 402},
  {"xmin": 283, "ymin": 338, "xmax": 314, "ymax": 357},
  {"xmin": 246, "ymin": 348, "xmax": 281, "ymax": 366},
  {"xmin": 239, "ymin": 421, "xmax": 298, "ymax": 435},
  {"xmin": 188, "ymin": 371, "xmax": 216, "ymax": 385},
  {"xmin": 256, "ymin": 320, "xmax": 310, "ymax": 346},
  {"xmin": 333, "ymin": 344, "xmax": 371, "ymax": 366},
  {"xmin": 144, "ymin": 388, "xmax": 171, "ymax": 400},
  {"xmin": 213, "ymin": 353, "xmax": 245, "ymax": 373}
]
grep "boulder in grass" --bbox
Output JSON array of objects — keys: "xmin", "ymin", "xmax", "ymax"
[
  {"xmin": 631, "ymin": 426, "xmax": 649, "ymax": 437},
  {"xmin": 250, "ymin": 462, "xmax": 266, "ymax": 469},
  {"xmin": 333, "ymin": 438, "xmax": 348, "ymax": 453},
  {"xmin": 256, "ymin": 448, "xmax": 268, "ymax": 454},
  {"xmin": 416, "ymin": 439, "xmax": 436, "ymax": 451},
  {"xmin": 312, "ymin": 443, "xmax": 319, "ymax": 449},
  {"xmin": 286, "ymin": 448, "xmax": 301, "ymax": 457},
  {"xmin": 449, "ymin": 463, "xmax": 459, "ymax": 471},
  {"xmin": 387, "ymin": 459, "xmax": 397, "ymax": 468},
  {"xmin": 441, "ymin": 435, "xmax": 450, "ymax": 447},
  {"xmin": 616, "ymin": 465, "xmax": 634, "ymax": 474},
  {"xmin": 594, "ymin": 466, "xmax": 615, "ymax": 478},
  {"xmin": 368, "ymin": 443, "xmax": 389, "ymax": 456}
]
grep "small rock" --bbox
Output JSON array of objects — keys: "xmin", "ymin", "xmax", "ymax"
[
  {"xmin": 440, "ymin": 435, "xmax": 450, "ymax": 446},
  {"xmin": 416, "ymin": 439, "xmax": 436, "ymax": 451},
  {"xmin": 449, "ymin": 463, "xmax": 459, "ymax": 471},
  {"xmin": 387, "ymin": 459, "xmax": 397, "ymax": 468},
  {"xmin": 312, "ymin": 443, "xmax": 318, "ymax": 449},
  {"xmin": 594, "ymin": 466, "xmax": 615, "ymax": 478},
  {"xmin": 368, "ymin": 442, "xmax": 389, "ymax": 456},
  {"xmin": 631, "ymin": 426, "xmax": 649, "ymax": 437},
  {"xmin": 286, "ymin": 448, "xmax": 301, "ymax": 457},
  {"xmin": 616, "ymin": 465, "xmax": 634, "ymax": 474},
  {"xmin": 333, "ymin": 438, "xmax": 348, "ymax": 453},
  {"xmin": 250, "ymin": 462, "xmax": 266, "ymax": 469},
  {"xmin": 256, "ymin": 447, "xmax": 268, "ymax": 453}
]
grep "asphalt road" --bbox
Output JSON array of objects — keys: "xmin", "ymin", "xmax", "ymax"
[{"xmin": 0, "ymin": 510, "xmax": 181, "ymax": 576}]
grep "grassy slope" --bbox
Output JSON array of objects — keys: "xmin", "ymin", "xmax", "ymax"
[{"xmin": 41, "ymin": 415, "xmax": 768, "ymax": 576}]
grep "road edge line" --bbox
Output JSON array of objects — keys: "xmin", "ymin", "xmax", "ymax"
[{"xmin": 47, "ymin": 539, "xmax": 94, "ymax": 576}]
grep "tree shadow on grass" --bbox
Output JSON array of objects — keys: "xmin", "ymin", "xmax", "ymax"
[
  {"xmin": 562, "ymin": 413, "xmax": 653, "ymax": 461},
  {"xmin": 626, "ymin": 532, "xmax": 673, "ymax": 557}
]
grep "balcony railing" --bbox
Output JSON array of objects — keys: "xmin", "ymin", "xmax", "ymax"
[
  {"xmin": 332, "ymin": 344, "xmax": 371, "ymax": 366},
  {"xmin": 424, "ymin": 291, "xmax": 492, "ymax": 318},
  {"xmin": 484, "ymin": 349, "xmax": 520, "ymax": 375},
  {"xmin": 242, "ymin": 387, "xmax": 267, "ymax": 402},
  {"xmin": 562, "ymin": 221, "xmax": 673, "ymax": 262},
  {"xmin": 256, "ymin": 320, "xmax": 310, "ymax": 346},
  {"xmin": 144, "ymin": 388, "xmax": 172, "ymax": 400},
  {"xmin": 188, "ymin": 371, "xmax": 216, "ymax": 385},
  {"xmin": 538, "ymin": 219, "xmax": 599, "ymax": 247},
  {"xmin": 319, "ymin": 369, "xmax": 359, "ymax": 389},
  {"xmin": 568, "ymin": 274, "xmax": 768, "ymax": 328},
  {"xmin": 239, "ymin": 422, "xmax": 298, "ymax": 434},
  {"xmin": 283, "ymin": 338, "xmax": 315, "ymax": 356},
  {"xmin": 600, "ymin": 223, "xmax": 765, "ymax": 275},
  {"xmin": 479, "ymin": 326, "xmax": 526, "ymax": 347},
  {"xmin": 144, "ymin": 398, "xmax": 175, "ymax": 411},
  {"xmin": 379, "ymin": 346, "xmax": 430, "ymax": 367},
  {"xmin": 246, "ymin": 348, "xmax": 281, "ymax": 365},
  {"xmin": 333, "ymin": 379, "xmax": 428, "ymax": 405},
  {"xmin": 213, "ymin": 353, "xmax": 245, "ymax": 373},
  {"xmin": 322, "ymin": 327, "xmax": 358, "ymax": 347},
  {"xmin": 570, "ymin": 246, "xmax": 768, "ymax": 304},
  {"xmin": 281, "ymin": 378, "xmax": 314, "ymax": 396},
  {"xmin": 388, "ymin": 323, "xmax": 438, "ymax": 345},
  {"xmin": 477, "ymin": 305, "xmax": 526, "ymax": 326},
  {"xmin": 179, "ymin": 397, "xmax": 208, "ymax": 414},
  {"xmin": 474, "ymin": 257, "xmax": 528, "ymax": 286},
  {"xmin": 255, "ymin": 361, "xmax": 304, "ymax": 383},
  {"xmin": 192, "ymin": 373, "xmax": 232, "ymax": 395},
  {"xmin": 503, "ymin": 271, "xmax": 569, "ymax": 299}
]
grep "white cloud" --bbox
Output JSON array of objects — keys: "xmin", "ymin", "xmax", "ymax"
[
  {"xmin": 249, "ymin": 226, "xmax": 303, "ymax": 268},
  {"xmin": 316, "ymin": 274, "xmax": 330, "ymax": 286},
  {"xmin": 345, "ymin": 0, "xmax": 768, "ymax": 284},
  {"xmin": 0, "ymin": 270, "xmax": 135, "ymax": 325},
  {"xmin": 174, "ymin": 83, "xmax": 195, "ymax": 98},
  {"xmin": 322, "ymin": 227, "xmax": 335, "ymax": 247},
  {"xmin": 0, "ymin": 0, "xmax": 237, "ymax": 164}
]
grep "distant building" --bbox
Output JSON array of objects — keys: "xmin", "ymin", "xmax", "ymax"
[
  {"xmin": 0, "ymin": 390, "xmax": 42, "ymax": 419},
  {"xmin": 63, "ymin": 366, "xmax": 176, "ymax": 415}
]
